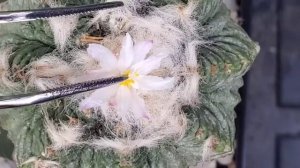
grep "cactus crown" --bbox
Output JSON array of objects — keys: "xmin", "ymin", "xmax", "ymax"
[{"xmin": 0, "ymin": 0, "xmax": 259, "ymax": 167}]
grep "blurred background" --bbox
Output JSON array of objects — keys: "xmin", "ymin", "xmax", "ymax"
[
  {"xmin": 207, "ymin": 0, "xmax": 300, "ymax": 167},
  {"xmin": 227, "ymin": 0, "xmax": 300, "ymax": 168}
]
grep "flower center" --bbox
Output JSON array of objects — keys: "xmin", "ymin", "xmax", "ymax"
[{"xmin": 120, "ymin": 70, "xmax": 139, "ymax": 87}]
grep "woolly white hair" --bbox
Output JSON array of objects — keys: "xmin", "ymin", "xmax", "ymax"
[
  {"xmin": 30, "ymin": 0, "xmax": 203, "ymax": 154},
  {"xmin": 195, "ymin": 142, "xmax": 234, "ymax": 168},
  {"xmin": 75, "ymin": 0, "xmax": 199, "ymax": 152},
  {"xmin": 48, "ymin": 14, "xmax": 79, "ymax": 51},
  {"xmin": 22, "ymin": 157, "xmax": 60, "ymax": 168},
  {"xmin": 0, "ymin": 1, "xmax": 8, "ymax": 11},
  {"xmin": 45, "ymin": 115, "xmax": 83, "ymax": 150},
  {"xmin": 46, "ymin": 0, "xmax": 79, "ymax": 52},
  {"xmin": 91, "ymin": 137, "xmax": 163, "ymax": 154},
  {"xmin": 216, "ymin": 154, "xmax": 233, "ymax": 165},
  {"xmin": 222, "ymin": 0, "xmax": 239, "ymax": 21},
  {"xmin": 0, "ymin": 48, "xmax": 20, "ymax": 89},
  {"xmin": 194, "ymin": 161, "xmax": 216, "ymax": 168},
  {"xmin": 26, "ymin": 55, "xmax": 75, "ymax": 90},
  {"xmin": 91, "ymin": 0, "xmax": 201, "ymax": 105},
  {"xmin": 202, "ymin": 136, "xmax": 219, "ymax": 161}
]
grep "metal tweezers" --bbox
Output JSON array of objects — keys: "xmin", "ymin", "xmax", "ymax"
[{"xmin": 0, "ymin": 2, "xmax": 126, "ymax": 109}]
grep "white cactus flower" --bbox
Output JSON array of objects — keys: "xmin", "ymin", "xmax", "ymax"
[{"xmin": 80, "ymin": 33, "xmax": 174, "ymax": 124}]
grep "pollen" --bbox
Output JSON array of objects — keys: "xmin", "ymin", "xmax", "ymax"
[
  {"xmin": 123, "ymin": 70, "xmax": 131, "ymax": 77},
  {"xmin": 120, "ymin": 78, "xmax": 135, "ymax": 87},
  {"xmin": 120, "ymin": 70, "xmax": 138, "ymax": 87}
]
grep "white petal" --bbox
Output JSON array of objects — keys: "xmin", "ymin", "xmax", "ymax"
[
  {"xmin": 98, "ymin": 103, "xmax": 110, "ymax": 118},
  {"xmin": 131, "ymin": 91, "xmax": 150, "ymax": 119},
  {"xmin": 87, "ymin": 44, "xmax": 117, "ymax": 70},
  {"xmin": 79, "ymin": 85, "xmax": 118, "ymax": 110},
  {"xmin": 115, "ymin": 86, "xmax": 132, "ymax": 122},
  {"xmin": 87, "ymin": 69, "xmax": 119, "ymax": 77},
  {"xmin": 134, "ymin": 76, "xmax": 174, "ymax": 91},
  {"xmin": 74, "ymin": 69, "xmax": 118, "ymax": 83},
  {"xmin": 131, "ymin": 54, "xmax": 166, "ymax": 75},
  {"xmin": 133, "ymin": 40, "xmax": 153, "ymax": 63},
  {"xmin": 118, "ymin": 33, "xmax": 134, "ymax": 71}
]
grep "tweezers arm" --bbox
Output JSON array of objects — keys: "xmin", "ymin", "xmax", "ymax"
[
  {"xmin": 0, "ymin": 76, "xmax": 126, "ymax": 109},
  {"xmin": 26, "ymin": 2, "xmax": 124, "ymax": 19},
  {"xmin": 0, "ymin": 1, "xmax": 124, "ymax": 23}
]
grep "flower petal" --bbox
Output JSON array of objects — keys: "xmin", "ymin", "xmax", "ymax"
[
  {"xmin": 133, "ymin": 40, "xmax": 153, "ymax": 63},
  {"xmin": 115, "ymin": 86, "xmax": 132, "ymax": 122},
  {"xmin": 73, "ymin": 69, "xmax": 118, "ymax": 83},
  {"xmin": 131, "ymin": 91, "xmax": 150, "ymax": 119},
  {"xmin": 133, "ymin": 75, "xmax": 174, "ymax": 91},
  {"xmin": 98, "ymin": 103, "xmax": 110, "ymax": 118},
  {"xmin": 79, "ymin": 85, "xmax": 118, "ymax": 110},
  {"xmin": 118, "ymin": 33, "xmax": 134, "ymax": 71},
  {"xmin": 131, "ymin": 54, "xmax": 166, "ymax": 75},
  {"xmin": 87, "ymin": 44, "xmax": 117, "ymax": 70}
]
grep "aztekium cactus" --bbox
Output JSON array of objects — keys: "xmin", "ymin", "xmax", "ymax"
[{"xmin": 0, "ymin": 0, "xmax": 259, "ymax": 167}]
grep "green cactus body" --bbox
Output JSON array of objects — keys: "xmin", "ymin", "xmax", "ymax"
[{"xmin": 0, "ymin": 0, "xmax": 259, "ymax": 167}]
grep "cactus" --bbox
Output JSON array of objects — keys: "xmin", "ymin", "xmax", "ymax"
[{"xmin": 0, "ymin": 0, "xmax": 259, "ymax": 167}]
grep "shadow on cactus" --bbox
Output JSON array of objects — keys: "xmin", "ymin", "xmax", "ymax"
[{"xmin": 0, "ymin": 0, "xmax": 259, "ymax": 167}]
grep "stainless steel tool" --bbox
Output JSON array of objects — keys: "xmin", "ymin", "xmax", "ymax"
[
  {"xmin": 0, "ymin": 1, "xmax": 124, "ymax": 23},
  {"xmin": 0, "ymin": 2, "xmax": 126, "ymax": 109},
  {"xmin": 0, "ymin": 76, "xmax": 126, "ymax": 109}
]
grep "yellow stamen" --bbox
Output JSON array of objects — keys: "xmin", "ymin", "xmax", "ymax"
[
  {"xmin": 120, "ymin": 79, "xmax": 135, "ymax": 87},
  {"xmin": 119, "ymin": 70, "xmax": 139, "ymax": 88},
  {"xmin": 123, "ymin": 70, "xmax": 131, "ymax": 77},
  {"xmin": 133, "ymin": 72, "xmax": 139, "ymax": 77}
]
